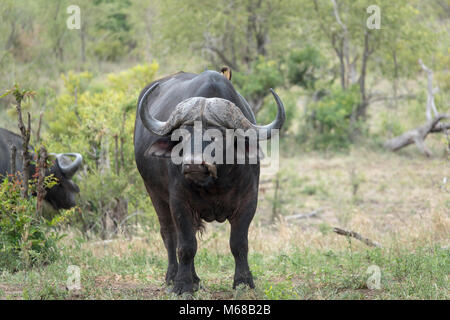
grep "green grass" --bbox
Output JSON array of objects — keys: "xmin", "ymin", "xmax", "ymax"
[
  {"xmin": 1, "ymin": 149, "xmax": 448, "ymax": 300},
  {"xmin": 0, "ymin": 237, "xmax": 448, "ymax": 300}
]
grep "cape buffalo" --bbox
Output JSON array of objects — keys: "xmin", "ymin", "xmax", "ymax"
[
  {"xmin": 134, "ymin": 70, "xmax": 285, "ymax": 294},
  {"xmin": 0, "ymin": 128, "xmax": 83, "ymax": 210}
]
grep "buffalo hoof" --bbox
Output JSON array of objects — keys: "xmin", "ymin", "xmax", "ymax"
[
  {"xmin": 233, "ymin": 276, "xmax": 255, "ymax": 289},
  {"xmin": 172, "ymin": 281, "xmax": 195, "ymax": 295},
  {"xmin": 192, "ymin": 280, "xmax": 201, "ymax": 292}
]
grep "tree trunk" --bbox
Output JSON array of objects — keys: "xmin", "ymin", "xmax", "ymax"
[
  {"xmin": 80, "ymin": 24, "xmax": 87, "ymax": 64},
  {"xmin": 418, "ymin": 59, "xmax": 439, "ymax": 121},
  {"xmin": 356, "ymin": 31, "xmax": 371, "ymax": 120},
  {"xmin": 16, "ymin": 102, "xmax": 31, "ymax": 198},
  {"xmin": 36, "ymin": 146, "xmax": 48, "ymax": 217},
  {"xmin": 10, "ymin": 145, "xmax": 16, "ymax": 176}
]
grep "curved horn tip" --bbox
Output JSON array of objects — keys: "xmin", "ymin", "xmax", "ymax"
[
  {"xmin": 252, "ymin": 88, "xmax": 286, "ymax": 140},
  {"xmin": 139, "ymin": 82, "xmax": 170, "ymax": 136},
  {"xmin": 57, "ymin": 153, "xmax": 83, "ymax": 177}
]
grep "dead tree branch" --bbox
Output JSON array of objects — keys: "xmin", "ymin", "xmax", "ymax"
[
  {"xmin": 331, "ymin": 0, "xmax": 350, "ymax": 89},
  {"xmin": 16, "ymin": 104, "xmax": 32, "ymax": 198},
  {"xmin": 113, "ymin": 134, "xmax": 119, "ymax": 175},
  {"xmin": 384, "ymin": 114, "xmax": 449, "ymax": 157},
  {"xmin": 384, "ymin": 60, "xmax": 447, "ymax": 156},
  {"xmin": 418, "ymin": 59, "xmax": 439, "ymax": 121},
  {"xmin": 333, "ymin": 227, "xmax": 382, "ymax": 248},
  {"xmin": 36, "ymin": 146, "xmax": 48, "ymax": 217}
]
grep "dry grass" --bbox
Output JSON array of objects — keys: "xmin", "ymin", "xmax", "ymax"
[
  {"xmin": 1, "ymin": 149, "xmax": 448, "ymax": 300},
  {"xmin": 255, "ymin": 148, "xmax": 449, "ymax": 251},
  {"xmin": 78, "ymin": 147, "xmax": 448, "ymax": 258}
]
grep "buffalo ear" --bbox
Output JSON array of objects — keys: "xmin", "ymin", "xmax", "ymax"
[
  {"xmin": 220, "ymin": 66, "xmax": 232, "ymax": 80},
  {"xmin": 145, "ymin": 138, "xmax": 176, "ymax": 158}
]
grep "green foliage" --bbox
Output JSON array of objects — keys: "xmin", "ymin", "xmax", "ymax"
[
  {"xmin": 234, "ymin": 57, "xmax": 284, "ymax": 105},
  {"xmin": 90, "ymin": 0, "xmax": 138, "ymax": 62},
  {"xmin": 0, "ymin": 178, "xmax": 69, "ymax": 272},
  {"xmin": 47, "ymin": 62, "xmax": 158, "ymax": 157},
  {"xmin": 378, "ymin": 110, "xmax": 406, "ymax": 139},
  {"xmin": 61, "ymin": 71, "xmax": 93, "ymax": 96},
  {"xmin": 256, "ymin": 88, "xmax": 298, "ymax": 135},
  {"xmin": 45, "ymin": 63, "xmax": 159, "ymax": 237},
  {"xmin": 1, "ymin": 0, "xmax": 448, "ymax": 151},
  {"xmin": 2, "ymin": 241, "xmax": 447, "ymax": 299},
  {"xmin": 302, "ymin": 86, "xmax": 361, "ymax": 150},
  {"xmin": 286, "ymin": 46, "xmax": 325, "ymax": 90},
  {"xmin": 157, "ymin": 0, "xmax": 298, "ymax": 70},
  {"xmin": 0, "ymin": 84, "xmax": 36, "ymax": 102}
]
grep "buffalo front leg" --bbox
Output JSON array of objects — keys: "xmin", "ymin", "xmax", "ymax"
[
  {"xmin": 160, "ymin": 224, "xmax": 178, "ymax": 286},
  {"xmin": 170, "ymin": 201, "xmax": 198, "ymax": 295},
  {"xmin": 145, "ymin": 186, "xmax": 178, "ymax": 285},
  {"xmin": 229, "ymin": 205, "xmax": 256, "ymax": 289}
]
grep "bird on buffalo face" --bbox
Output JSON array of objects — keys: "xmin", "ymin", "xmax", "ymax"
[
  {"xmin": 134, "ymin": 67, "xmax": 285, "ymax": 294},
  {"xmin": 0, "ymin": 128, "xmax": 83, "ymax": 211}
]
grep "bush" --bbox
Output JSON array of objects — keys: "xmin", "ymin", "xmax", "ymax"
[
  {"xmin": 0, "ymin": 178, "xmax": 70, "ymax": 272},
  {"xmin": 233, "ymin": 56, "xmax": 284, "ymax": 113},
  {"xmin": 256, "ymin": 88, "xmax": 298, "ymax": 135},
  {"xmin": 45, "ymin": 63, "xmax": 159, "ymax": 238},
  {"xmin": 301, "ymin": 86, "xmax": 361, "ymax": 150},
  {"xmin": 286, "ymin": 46, "xmax": 325, "ymax": 90}
]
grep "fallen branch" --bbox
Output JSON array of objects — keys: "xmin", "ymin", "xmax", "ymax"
[
  {"xmin": 333, "ymin": 227, "xmax": 382, "ymax": 248},
  {"xmin": 384, "ymin": 60, "xmax": 448, "ymax": 156},
  {"xmin": 430, "ymin": 122, "xmax": 450, "ymax": 132},
  {"xmin": 383, "ymin": 114, "xmax": 449, "ymax": 157}
]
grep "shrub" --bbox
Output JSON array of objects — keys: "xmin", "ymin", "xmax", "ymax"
[
  {"xmin": 45, "ymin": 63, "xmax": 159, "ymax": 238},
  {"xmin": 233, "ymin": 56, "xmax": 284, "ymax": 113},
  {"xmin": 302, "ymin": 86, "xmax": 361, "ymax": 150},
  {"xmin": 286, "ymin": 46, "xmax": 325, "ymax": 90},
  {"xmin": 256, "ymin": 88, "xmax": 298, "ymax": 136},
  {"xmin": 0, "ymin": 178, "xmax": 70, "ymax": 272}
]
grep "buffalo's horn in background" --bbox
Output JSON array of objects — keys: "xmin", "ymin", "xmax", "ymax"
[{"xmin": 53, "ymin": 153, "xmax": 83, "ymax": 178}]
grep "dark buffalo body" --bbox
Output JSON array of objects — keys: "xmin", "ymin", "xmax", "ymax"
[
  {"xmin": 134, "ymin": 70, "xmax": 285, "ymax": 294},
  {"xmin": 0, "ymin": 128, "xmax": 82, "ymax": 210}
]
